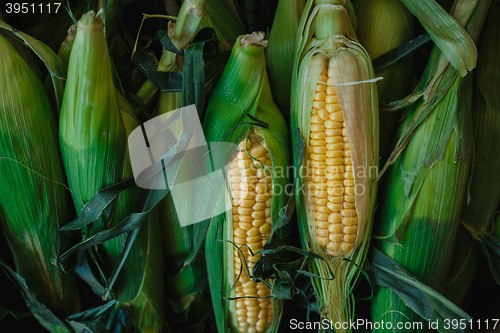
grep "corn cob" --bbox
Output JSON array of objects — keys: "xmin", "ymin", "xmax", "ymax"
[
  {"xmin": 445, "ymin": 2, "xmax": 500, "ymax": 306},
  {"xmin": 354, "ymin": 0, "xmax": 414, "ymax": 163},
  {"xmin": 371, "ymin": 72, "xmax": 473, "ymax": 331},
  {"xmin": 306, "ymin": 66, "xmax": 362, "ymax": 256},
  {"xmin": 0, "ymin": 33, "xmax": 77, "ymax": 313},
  {"xmin": 204, "ymin": 32, "xmax": 290, "ymax": 333},
  {"xmin": 59, "ymin": 12, "xmax": 163, "ymax": 331},
  {"xmin": 370, "ymin": 1, "xmax": 490, "ymax": 328},
  {"xmin": 59, "ymin": 12, "xmax": 127, "ymax": 217},
  {"xmin": 266, "ymin": 0, "xmax": 305, "ymax": 114},
  {"xmin": 291, "ymin": 1, "xmax": 379, "ymax": 329},
  {"xmin": 227, "ymin": 132, "xmax": 275, "ymax": 333}
]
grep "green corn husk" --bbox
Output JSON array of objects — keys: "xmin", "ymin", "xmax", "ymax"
[
  {"xmin": 171, "ymin": 0, "xmax": 206, "ymax": 51},
  {"xmin": 291, "ymin": 1, "xmax": 379, "ymax": 330},
  {"xmin": 354, "ymin": 0, "xmax": 414, "ymax": 103},
  {"xmin": 111, "ymin": 91, "xmax": 165, "ymax": 332},
  {"xmin": 56, "ymin": 25, "xmax": 77, "ymax": 70},
  {"xmin": 204, "ymin": 32, "xmax": 290, "ymax": 333},
  {"xmin": 118, "ymin": 209, "xmax": 165, "ymax": 332},
  {"xmin": 371, "ymin": 75, "xmax": 472, "ymax": 331},
  {"xmin": 444, "ymin": 2, "xmax": 500, "ymax": 306},
  {"xmin": 60, "ymin": 12, "xmax": 127, "ymax": 217},
  {"xmin": 136, "ymin": 49, "xmax": 182, "ymax": 108},
  {"xmin": 157, "ymin": 90, "xmax": 182, "ymax": 116},
  {"xmin": 370, "ymin": 1, "xmax": 491, "ymax": 330},
  {"xmin": 138, "ymin": 2, "xmax": 218, "ymax": 327},
  {"xmin": 0, "ymin": 33, "xmax": 77, "ymax": 313},
  {"xmin": 157, "ymin": 153, "xmax": 211, "ymax": 332},
  {"xmin": 265, "ymin": 0, "xmax": 305, "ymax": 115},
  {"xmin": 152, "ymin": 4, "xmax": 210, "ymax": 326},
  {"xmin": 9, "ymin": 0, "xmax": 85, "ymax": 53},
  {"xmin": 59, "ymin": 12, "xmax": 164, "ymax": 331},
  {"xmin": 155, "ymin": 50, "xmax": 182, "ymax": 115},
  {"xmin": 44, "ymin": 25, "xmax": 76, "ymax": 103},
  {"xmin": 158, "ymin": 195, "xmax": 212, "ymax": 333},
  {"xmin": 136, "ymin": 0, "xmax": 205, "ymax": 107},
  {"xmin": 353, "ymin": 0, "xmax": 414, "ymax": 163},
  {"xmin": 369, "ymin": 7, "xmax": 489, "ymax": 331},
  {"xmin": 401, "ymin": 0, "xmax": 477, "ymax": 77},
  {"xmin": 201, "ymin": 0, "xmax": 246, "ymax": 47}
]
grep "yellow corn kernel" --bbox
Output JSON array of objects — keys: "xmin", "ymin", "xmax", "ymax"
[
  {"xmin": 230, "ymin": 131, "xmax": 274, "ymax": 332},
  {"xmin": 307, "ymin": 63, "xmax": 359, "ymax": 257}
]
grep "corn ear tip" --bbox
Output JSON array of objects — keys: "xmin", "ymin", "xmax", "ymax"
[
  {"xmin": 67, "ymin": 24, "xmax": 77, "ymax": 39},
  {"xmin": 78, "ymin": 10, "xmax": 104, "ymax": 29},
  {"xmin": 168, "ymin": 21, "xmax": 175, "ymax": 38},
  {"xmin": 240, "ymin": 32, "xmax": 268, "ymax": 48}
]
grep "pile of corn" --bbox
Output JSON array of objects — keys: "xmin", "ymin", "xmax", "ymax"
[{"xmin": 1, "ymin": 0, "xmax": 499, "ymax": 332}]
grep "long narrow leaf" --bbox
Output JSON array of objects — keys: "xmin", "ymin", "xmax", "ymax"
[
  {"xmin": 370, "ymin": 248, "xmax": 473, "ymax": 333},
  {"xmin": 372, "ymin": 33, "xmax": 431, "ymax": 73},
  {"xmin": 0, "ymin": 19, "xmax": 65, "ymax": 109},
  {"xmin": 400, "ymin": 0, "xmax": 477, "ymax": 76},
  {"xmin": 0, "ymin": 262, "xmax": 72, "ymax": 333}
]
